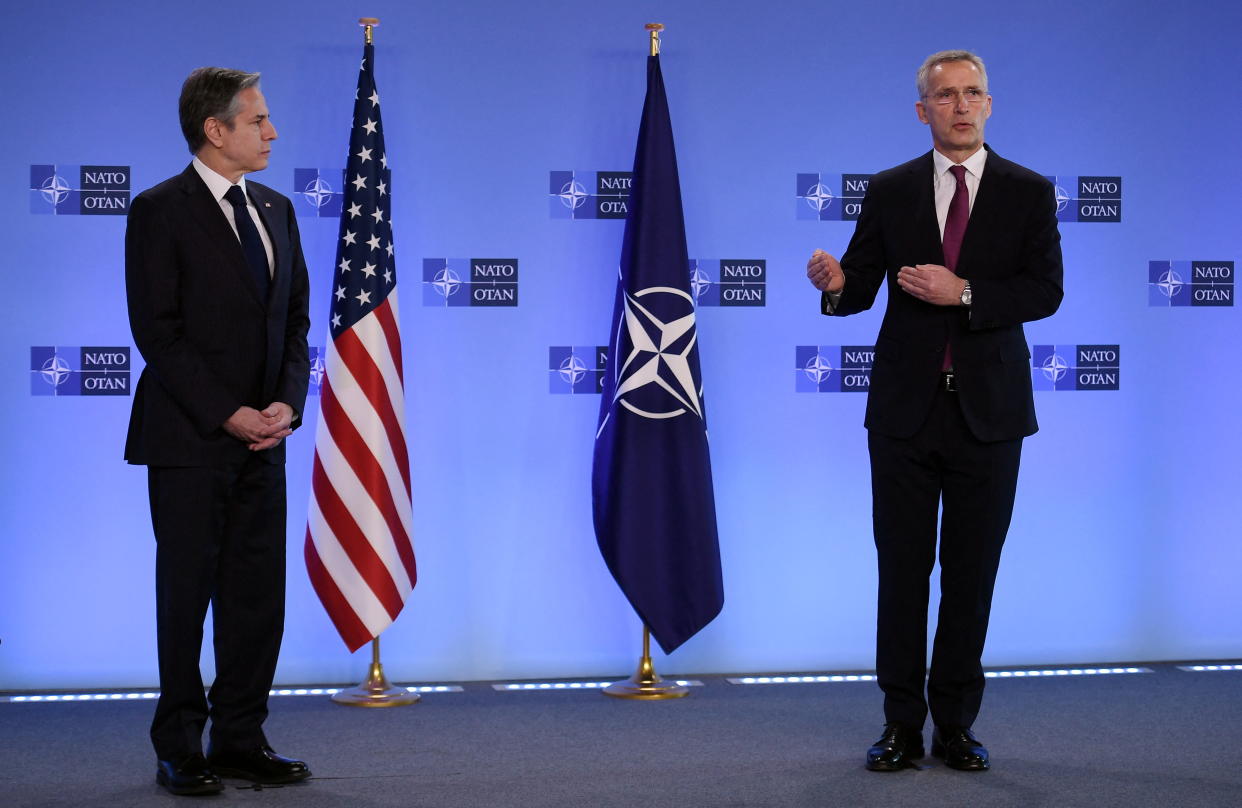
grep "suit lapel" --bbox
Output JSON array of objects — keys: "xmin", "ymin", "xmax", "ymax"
[
  {"xmin": 178, "ymin": 166, "xmax": 267, "ymax": 307},
  {"xmin": 910, "ymin": 152, "xmax": 943, "ymax": 265},
  {"xmin": 248, "ymin": 184, "xmax": 286, "ymax": 311},
  {"xmin": 957, "ymin": 146, "xmax": 1004, "ymax": 276}
]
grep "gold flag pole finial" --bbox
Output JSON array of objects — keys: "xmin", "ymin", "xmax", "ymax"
[
  {"xmin": 331, "ymin": 636, "xmax": 420, "ymax": 707},
  {"xmin": 602, "ymin": 625, "xmax": 689, "ymax": 700},
  {"xmin": 359, "ymin": 17, "xmax": 379, "ymax": 45},
  {"xmin": 645, "ymin": 23, "xmax": 664, "ymax": 56}
]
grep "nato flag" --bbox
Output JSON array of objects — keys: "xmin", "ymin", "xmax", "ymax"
[{"xmin": 591, "ymin": 53, "xmax": 724, "ymax": 655}]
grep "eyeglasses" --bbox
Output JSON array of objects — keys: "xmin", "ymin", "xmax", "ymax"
[{"xmin": 924, "ymin": 88, "xmax": 988, "ymax": 106}]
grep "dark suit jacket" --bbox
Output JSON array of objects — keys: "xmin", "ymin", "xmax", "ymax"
[
  {"xmin": 825, "ymin": 146, "xmax": 1063, "ymax": 442},
  {"xmin": 125, "ymin": 164, "xmax": 311, "ymax": 466}
]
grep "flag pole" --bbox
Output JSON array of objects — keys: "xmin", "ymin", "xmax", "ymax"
[
  {"xmin": 331, "ymin": 635, "xmax": 420, "ymax": 707},
  {"xmin": 599, "ymin": 22, "xmax": 690, "ymax": 703},
  {"xmin": 324, "ymin": 16, "xmax": 418, "ymax": 709},
  {"xmin": 646, "ymin": 21, "xmax": 663, "ymax": 56},
  {"xmin": 603, "ymin": 624, "xmax": 688, "ymax": 699},
  {"xmin": 360, "ymin": 15, "xmax": 377, "ymax": 45}
]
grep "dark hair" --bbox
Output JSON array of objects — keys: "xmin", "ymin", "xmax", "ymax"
[{"xmin": 178, "ymin": 67, "xmax": 261, "ymax": 154}]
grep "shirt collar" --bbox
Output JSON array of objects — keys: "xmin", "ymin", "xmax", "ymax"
[
  {"xmin": 192, "ymin": 156, "xmax": 248, "ymax": 202},
  {"xmin": 932, "ymin": 146, "xmax": 988, "ymax": 180}
]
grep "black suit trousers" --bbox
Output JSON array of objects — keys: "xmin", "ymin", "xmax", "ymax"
[
  {"xmin": 147, "ymin": 457, "xmax": 286, "ymax": 760},
  {"xmin": 868, "ymin": 386, "xmax": 1021, "ymax": 731}
]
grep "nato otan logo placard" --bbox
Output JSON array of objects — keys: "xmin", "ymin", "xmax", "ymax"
[
  {"xmin": 30, "ymin": 347, "xmax": 131, "ymax": 396},
  {"xmin": 1044, "ymin": 176, "xmax": 1121, "ymax": 222},
  {"xmin": 293, "ymin": 168, "xmax": 344, "ymax": 217},
  {"xmin": 549, "ymin": 171, "xmax": 631, "ymax": 219},
  {"xmin": 1148, "ymin": 261, "xmax": 1233, "ymax": 307},
  {"xmin": 549, "ymin": 346, "xmax": 607, "ymax": 394},
  {"xmin": 690, "ymin": 259, "xmax": 766, "ymax": 307},
  {"xmin": 796, "ymin": 173, "xmax": 871, "ymax": 221},
  {"xmin": 30, "ymin": 165, "xmax": 130, "ymax": 215},
  {"xmin": 422, "ymin": 259, "xmax": 519, "ymax": 307},
  {"xmin": 1031, "ymin": 345, "xmax": 1119, "ymax": 391},
  {"xmin": 795, "ymin": 345, "xmax": 873, "ymax": 392}
]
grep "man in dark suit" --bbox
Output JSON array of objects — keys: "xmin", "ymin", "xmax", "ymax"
[
  {"xmin": 806, "ymin": 50, "xmax": 1063, "ymax": 772},
  {"xmin": 125, "ymin": 67, "xmax": 312, "ymax": 795}
]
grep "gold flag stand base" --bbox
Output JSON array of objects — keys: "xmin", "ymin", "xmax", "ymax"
[
  {"xmin": 603, "ymin": 626, "xmax": 687, "ymax": 700},
  {"xmin": 331, "ymin": 638, "xmax": 420, "ymax": 707}
]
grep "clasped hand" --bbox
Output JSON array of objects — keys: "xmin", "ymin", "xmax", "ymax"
[
  {"xmin": 896, "ymin": 264, "xmax": 966, "ymax": 306},
  {"xmin": 223, "ymin": 403, "xmax": 294, "ymax": 451}
]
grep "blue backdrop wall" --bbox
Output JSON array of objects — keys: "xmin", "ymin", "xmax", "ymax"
[{"xmin": 2, "ymin": 0, "xmax": 1239, "ymax": 690}]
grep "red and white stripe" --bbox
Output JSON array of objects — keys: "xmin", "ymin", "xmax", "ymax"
[{"xmin": 305, "ymin": 291, "xmax": 416, "ymax": 652}]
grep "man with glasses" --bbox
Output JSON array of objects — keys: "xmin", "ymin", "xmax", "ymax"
[{"xmin": 806, "ymin": 50, "xmax": 1063, "ymax": 772}]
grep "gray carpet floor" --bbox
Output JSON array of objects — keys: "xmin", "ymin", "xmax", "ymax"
[{"xmin": 2, "ymin": 664, "xmax": 1239, "ymax": 807}]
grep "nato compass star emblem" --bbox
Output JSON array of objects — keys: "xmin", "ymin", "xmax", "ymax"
[
  {"xmin": 690, "ymin": 266, "xmax": 712, "ymax": 300},
  {"xmin": 804, "ymin": 353, "xmax": 833, "ymax": 384},
  {"xmin": 609, "ymin": 286, "xmax": 704, "ymax": 421},
  {"xmin": 40, "ymin": 355, "xmax": 71, "ymax": 388},
  {"xmin": 1157, "ymin": 269, "xmax": 1186, "ymax": 299},
  {"xmin": 432, "ymin": 268, "xmax": 462, "ymax": 298},
  {"xmin": 1041, "ymin": 352, "xmax": 1069, "ymax": 383},
  {"xmin": 301, "ymin": 175, "xmax": 335, "ymax": 209},
  {"xmin": 558, "ymin": 354, "xmax": 588, "ymax": 385},
  {"xmin": 557, "ymin": 180, "xmax": 588, "ymax": 211},
  {"xmin": 309, "ymin": 352, "xmax": 326, "ymax": 390},
  {"xmin": 803, "ymin": 182, "xmax": 834, "ymax": 213},
  {"xmin": 40, "ymin": 174, "xmax": 71, "ymax": 206},
  {"xmin": 1053, "ymin": 184, "xmax": 1070, "ymax": 214}
]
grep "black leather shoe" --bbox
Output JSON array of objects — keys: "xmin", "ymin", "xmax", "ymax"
[
  {"xmin": 156, "ymin": 755, "xmax": 224, "ymax": 795},
  {"xmin": 206, "ymin": 745, "xmax": 311, "ymax": 784},
  {"xmin": 866, "ymin": 723, "xmax": 924, "ymax": 771},
  {"xmin": 932, "ymin": 726, "xmax": 990, "ymax": 771}
]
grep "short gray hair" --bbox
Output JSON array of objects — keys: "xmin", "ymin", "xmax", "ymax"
[
  {"xmin": 178, "ymin": 67, "xmax": 261, "ymax": 154},
  {"xmin": 916, "ymin": 50, "xmax": 988, "ymax": 99}
]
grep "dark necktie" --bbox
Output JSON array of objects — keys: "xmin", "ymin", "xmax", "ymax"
[
  {"xmin": 224, "ymin": 184, "xmax": 270, "ymax": 299},
  {"xmin": 941, "ymin": 164, "xmax": 969, "ymax": 370}
]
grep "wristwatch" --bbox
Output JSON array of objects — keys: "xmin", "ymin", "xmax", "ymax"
[{"xmin": 960, "ymin": 280, "xmax": 972, "ymax": 307}]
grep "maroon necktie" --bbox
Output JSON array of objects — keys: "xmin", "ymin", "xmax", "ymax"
[{"xmin": 941, "ymin": 164, "xmax": 969, "ymax": 371}]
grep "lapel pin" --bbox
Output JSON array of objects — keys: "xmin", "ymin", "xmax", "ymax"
[{"xmin": 264, "ymin": 202, "xmax": 271, "ymax": 207}]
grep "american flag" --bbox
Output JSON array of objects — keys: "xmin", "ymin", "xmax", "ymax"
[{"xmin": 305, "ymin": 42, "xmax": 416, "ymax": 652}]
